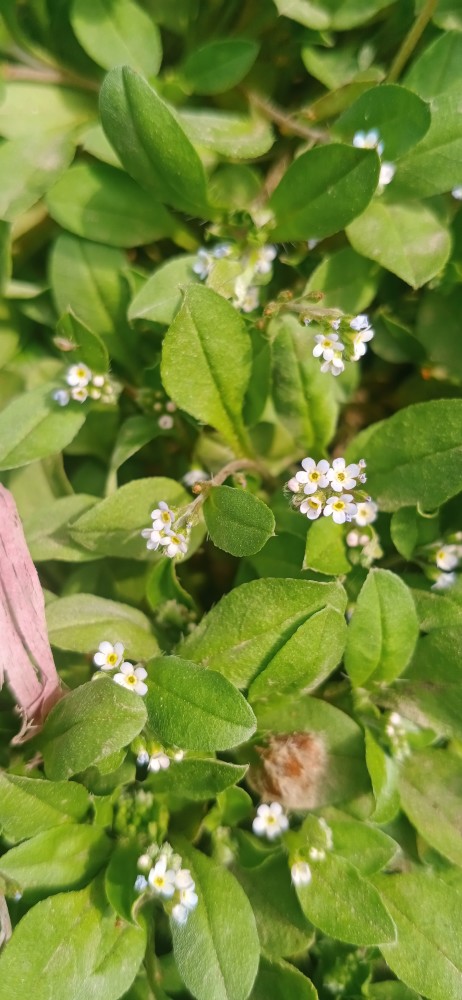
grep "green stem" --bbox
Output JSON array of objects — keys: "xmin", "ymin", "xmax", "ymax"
[
  {"xmin": 245, "ymin": 89, "xmax": 330, "ymax": 144},
  {"xmin": 387, "ymin": 0, "xmax": 438, "ymax": 83}
]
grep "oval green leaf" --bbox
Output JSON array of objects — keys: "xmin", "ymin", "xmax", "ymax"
[
  {"xmin": 345, "ymin": 569, "xmax": 419, "ymax": 686},
  {"xmin": 334, "ymin": 85, "xmax": 431, "ymax": 160},
  {"xmin": 0, "ymin": 384, "xmax": 86, "ymax": 471},
  {"xmin": 0, "ymin": 825, "xmax": 112, "ymax": 894},
  {"xmin": 45, "ymin": 592, "xmax": 159, "ymax": 660},
  {"xmin": 347, "ymin": 201, "xmax": 451, "ymax": 289},
  {"xmin": 180, "ymin": 39, "xmax": 259, "ymax": 95},
  {"xmin": 71, "ymin": 0, "xmax": 162, "ymax": 76},
  {"xmin": 0, "ymin": 773, "xmax": 90, "ymax": 843},
  {"xmin": 203, "ymin": 485, "xmax": 275, "ymax": 557}
]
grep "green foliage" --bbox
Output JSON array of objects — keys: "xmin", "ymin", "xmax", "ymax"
[{"xmin": 2, "ymin": 2, "xmax": 462, "ymax": 997}]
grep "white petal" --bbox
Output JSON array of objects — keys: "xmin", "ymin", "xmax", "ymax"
[
  {"xmin": 172, "ymin": 903, "xmax": 188, "ymax": 925},
  {"xmin": 135, "ymin": 666, "xmax": 148, "ymax": 681},
  {"xmin": 135, "ymin": 681, "xmax": 148, "ymax": 696},
  {"xmin": 252, "ymin": 817, "xmax": 267, "ymax": 836},
  {"xmin": 93, "ymin": 652, "xmax": 107, "ymax": 667}
]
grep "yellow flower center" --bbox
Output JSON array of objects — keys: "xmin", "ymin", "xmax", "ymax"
[
  {"xmin": 309, "ymin": 471, "xmax": 320, "ymax": 481},
  {"xmin": 126, "ymin": 674, "xmax": 137, "ymax": 685},
  {"xmin": 77, "ymin": 368, "xmax": 87, "ymax": 378},
  {"xmin": 267, "ymin": 815, "xmax": 276, "ymax": 825},
  {"xmin": 308, "ymin": 499, "xmax": 319, "ymax": 509},
  {"xmin": 323, "ymin": 339, "xmax": 332, "ymax": 348},
  {"xmin": 333, "ymin": 501, "xmax": 345, "ymax": 511},
  {"xmin": 161, "ymin": 511, "xmax": 170, "ymax": 523},
  {"xmin": 107, "ymin": 652, "xmax": 118, "ymax": 665},
  {"xmin": 154, "ymin": 876, "xmax": 165, "ymax": 888},
  {"xmin": 337, "ymin": 472, "xmax": 346, "ymax": 481}
]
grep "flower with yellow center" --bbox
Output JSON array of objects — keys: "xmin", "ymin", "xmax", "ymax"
[
  {"xmin": 147, "ymin": 856, "xmax": 176, "ymax": 898},
  {"xmin": 113, "ymin": 662, "xmax": 148, "ymax": 696},
  {"xmin": 150, "ymin": 501, "xmax": 175, "ymax": 531},
  {"xmin": 93, "ymin": 640, "xmax": 125, "ymax": 671},
  {"xmin": 327, "ymin": 457, "xmax": 360, "ymax": 492},
  {"xmin": 65, "ymin": 363, "xmax": 92, "ymax": 387},
  {"xmin": 296, "ymin": 457, "xmax": 330, "ymax": 495},
  {"xmin": 313, "ymin": 333, "xmax": 344, "ymax": 363},
  {"xmin": 300, "ymin": 495, "xmax": 323, "ymax": 520},
  {"xmin": 324, "ymin": 494, "xmax": 357, "ymax": 525},
  {"xmin": 252, "ymin": 802, "xmax": 289, "ymax": 841}
]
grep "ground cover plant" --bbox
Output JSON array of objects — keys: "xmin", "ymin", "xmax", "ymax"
[{"xmin": 1, "ymin": 0, "xmax": 462, "ymax": 997}]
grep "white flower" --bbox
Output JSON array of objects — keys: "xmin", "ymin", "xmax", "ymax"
[
  {"xmin": 140, "ymin": 527, "xmax": 164, "ymax": 551},
  {"xmin": 179, "ymin": 884, "xmax": 198, "ymax": 911},
  {"xmin": 436, "ymin": 545, "xmax": 459, "ymax": 571},
  {"xmin": 65, "ymin": 363, "xmax": 92, "ymax": 387},
  {"xmin": 308, "ymin": 847, "xmax": 326, "ymax": 862},
  {"xmin": 253, "ymin": 244, "xmax": 277, "ymax": 275},
  {"xmin": 432, "ymin": 570, "xmax": 456, "ymax": 591},
  {"xmin": 136, "ymin": 750, "xmax": 150, "ymax": 767},
  {"xmin": 313, "ymin": 333, "xmax": 345, "ymax": 362},
  {"xmin": 158, "ymin": 414, "xmax": 174, "ymax": 430},
  {"xmin": 350, "ymin": 314, "xmax": 370, "ymax": 332},
  {"xmin": 331, "ymin": 318, "xmax": 341, "ymax": 331},
  {"xmin": 300, "ymin": 496, "xmax": 323, "ymax": 520},
  {"xmin": 327, "ymin": 457, "xmax": 360, "ymax": 492},
  {"xmin": 192, "ymin": 248, "xmax": 213, "ymax": 279},
  {"xmin": 379, "ymin": 162, "xmax": 395, "ymax": 187},
  {"xmin": 173, "ymin": 749, "xmax": 185, "ymax": 761},
  {"xmin": 113, "ymin": 662, "xmax": 148, "ymax": 696},
  {"xmin": 296, "ymin": 457, "xmax": 330, "ymax": 495},
  {"xmin": 70, "ymin": 386, "xmax": 89, "ymax": 403},
  {"xmin": 148, "ymin": 752, "xmax": 170, "ymax": 772},
  {"xmin": 160, "ymin": 532, "xmax": 188, "ymax": 559},
  {"xmin": 452, "ymin": 186, "xmax": 462, "ymax": 200},
  {"xmin": 252, "ymin": 802, "xmax": 289, "ymax": 840},
  {"xmin": 93, "ymin": 640, "xmax": 125, "ymax": 671},
  {"xmin": 287, "ymin": 476, "xmax": 300, "ymax": 493},
  {"xmin": 211, "ymin": 242, "xmax": 232, "ymax": 259},
  {"xmin": 53, "ymin": 389, "xmax": 70, "ymax": 406},
  {"xmin": 92, "ymin": 374, "xmax": 105, "ymax": 388},
  {"xmin": 346, "ymin": 530, "xmax": 361, "ymax": 547},
  {"xmin": 172, "ymin": 903, "xmax": 189, "ymax": 924},
  {"xmin": 137, "ymin": 853, "xmax": 152, "ymax": 872},
  {"xmin": 291, "ymin": 861, "xmax": 312, "ymax": 886},
  {"xmin": 151, "ymin": 501, "xmax": 175, "ymax": 531},
  {"xmin": 134, "ymin": 875, "xmax": 148, "ymax": 893},
  {"xmin": 148, "ymin": 856, "xmax": 176, "ymax": 898},
  {"xmin": 320, "ymin": 354, "xmax": 345, "ymax": 376},
  {"xmin": 355, "ymin": 500, "xmax": 378, "ymax": 526},
  {"xmin": 353, "ymin": 129, "xmax": 384, "ymax": 156},
  {"xmin": 182, "ymin": 468, "xmax": 209, "ymax": 488},
  {"xmin": 233, "ymin": 278, "xmax": 260, "ymax": 313},
  {"xmin": 175, "ymin": 868, "xmax": 194, "ymax": 890},
  {"xmin": 324, "ymin": 494, "xmax": 357, "ymax": 525},
  {"xmin": 352, "ymin": 326, "xmax": 374, "ymax": 360}
]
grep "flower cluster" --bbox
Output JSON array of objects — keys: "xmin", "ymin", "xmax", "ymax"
[
  {"xmin": 134, "ymin": 842, "xmax": 198, "ymax": 926},
  {"xmin": 308, "ymin": 313, "xmax": 375, "ymax": 376},
  {"xmin": 141, "ymin": 501, "xmax": 190, "ymax": 560},
  {"xmin": 426, "ymin": 541, "xmax": 462, "ymax": 591},
  {"xmin": 52, "ymin": 363, "xmax": 118, "ymax": 406},
  {"xmin": 136, "ymin": 743, "xmax": 184, "ymax": 773},
  {"xmin": 353, "ymin": 128, "xmax": 395, "ymax": 191},
  {"xmin": 252, "ymin": 801, "xmax": 289, "ymax": 841},
  {"xmin": 287, "ymin": 456, "xmax": 372, "ymax": 525},
  {"xmin": 384, "ymin": 711, "xmax": 411, "ymax": 761},
  {"xmin": 93, "ymin": 640, "xmax": 147, "ymax": 696},
  {"xmin": 193, "ymin": 240, "xmax": 277, "ymax": 314},
  {"xmin": 290, "ymin": 817, "xmax": 333, "ymax": 888}
]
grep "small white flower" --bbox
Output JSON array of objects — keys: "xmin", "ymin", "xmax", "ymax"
[
  {"xmin": 172, "ymin": 903, "xmax": 189, "ymax": 925},
  {"xmin": 137, "ymin": 750, "xmax": 150, "ymax": 767},
  {"xmin": 308, "ymin": 847, "xmax": 326, "ymax": 861},
  {"xmin": 328, "ymin": 457, "xmax": 360, "ymax": 492},
  {"xmin": 233, "ymin": 278, "xmax": 260, "ymax": 313},
  {"xmin": 313, "ymin": 333, "xmax": 345, "ymax": 362},
  {"xmin": 173, "ymin": 749, "xmax": 185, "ymax": 762},
  {"xmin": 379, "ymin": 162, "xmax": 396, "ymax": 187},
  {"xmin": 352, "ymin": 326, "xmax": 374, "ymax": 360},
  {"xmin": 137, "ymin": 853, "xmax": 152, "ymax": 872},
  {"xmin": 211, "ymin": 242, "xmax": 232, "ymax": 259},
  {"xmin": 175, "ymin": 868, "xmax": 194, "ymax": 890},
  {"xmin": 151, "ymin": 501, "xmax": 175, "ymax": 531},
  {"xmin": 160, "ymin": 532, "xmax": 188, "ymax": 559},
  {"xmin": 350, "ymin": 314, "xmax": 370, "ymax": 332},
  {"xmin": 158, "ymin": 414, "xmax": 174, "ymax": 430},
  {"xmin": 252, "ymin": 802, "xmax": 289, "ymax": 840},
  {"xmin": 179, "ymin": 884, "xmax": 198, "ymax": 912},
  {"xmin": 113, "ymin": 662, "xmax": 148, "ymax": 696},
  {"xmin": 193, "ymin": 248, "xmax": 213, "ymax": 280},
  {"xmin": 296, "ymin": 457, "xmax": 330, "ymax": 495},
  {"xmin": 331, "ymin": 318, "xmax": 341, "ymax": 331},
  {"xmin": 148, "ymin": 856, "xmax": 176, "ymax": 898},
  {"xmin": 134, "ymin": 875, "xmax": 148, "ymax": 893},
  {"xmin": 432, "ymin": 570, "xmax": 456, "ymax": 591},
  {"xmin": 353, "ymin": 129, "xmax": 384, "ymax": 156},
  {"xmin": 320, "ymin": 354, "xmax": 345, "ymax": 376},
  {"xmin": 253, "ymin": 244, "xmax": 277, "ymax": 275},
  {"xmin": 148, "ymin": 752, "xmax": 171, "ymax": 772},
  {"xmin": 452, "ymin": 186, "xmax": 462, "ymax": 200},
  {"xmin": 92, "ymin": 374, "xmax": 106, "ymax": 388},
  {"xmin": 52, "ymin": 388, "xmax": 70, "ymax": 406},
  {"xmin": 355, "ymin": 500, "xmax": 378, "ymax": 526},
  {"xmin": 182, "ymin": 468, "xmax": 209, "ymax": 488},
  {"xmin": 65, "ymin": 362, "xmax": 92, "ymax": 387},
  {"xmin": 70, "ymin": 386, "xmax": 89, "ymax": 403},
  {"xmin": 93, "ymin": 640, "xmax": 125, "ymax": 671},
  {"xmin": 389, "ymin": 712, "xmax": 402, "ymax": 727},
  {"xmin": 346, "ymin": 530, "xmax": 361, "ymax": 547},
  {"xmin": 436, "ymin": 545, "xmax": 459, "ymax": 571},
  {"xmin": 291, "ymin": 861, "xmax": 312, "ymax": 886},
  {"xmin": 287, "ymin": 476, "xmax": 300, "ymax": 493},
  {"xmin": 324, "ymin": 494, "xmax": 357, "ymax": 525},
  {"xmin": 141, "ymin": 527, "xmax": 164, "ymax": 551},
  {"xmin": 300, "ymin": 495, "xmax": 324, "ymax": 520}
]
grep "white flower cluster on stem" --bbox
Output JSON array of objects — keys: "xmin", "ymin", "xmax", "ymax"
[
  {"xmin": 141, "ymin": 501, "xmax": 190, "ymax": 560},
  {"xmin": 309, "ymin": 312, "xmax": 375, "ymax": 376},
  {"xmin": 287, "ymin": 456, "xmax": 374, "ymax": 525},
  {"xmin": 193, "ymin": 240, "xmax": 278, "ymax": 314},
  {"xmin": 422, "ymin": 539, "xmax": 462, "ymax": 591},
  {"xmin": 134, "ymin": 842, "xmax": 198, "ymax": 926},
  {"xmin": 53, "ymin": 362, "xmax": 119, "ymax": 406},
  {"xmin": 93, "ymin": 640, "xmax": 147, "ymax": 696}
]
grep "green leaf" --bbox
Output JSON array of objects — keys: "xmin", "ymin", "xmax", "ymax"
[
  {"xmin": 334, "ymin": 85, "xmax": 431, "ymax": 160},
  {"xmin": 0, "ymin": 825, "xmax": 111, "ymax": 894},
  {"xmin": 128, "ymin": 255, "xmax": 199, "ymax": 325},
  {"xmin": 46, "ymin": 592, "xmax": 159, "ymax": 660},
  {"xmin": 0, "ymin": 133, "xmax": 75, "ymax": 221},
  {"xmin": 0, "ymin": 773, "xmax": 90, "ymax": 843},
  {"xmin": 433, "ymin": 0, "xmax": 462, "ymax": 30},
  {"xmin": 145, "ymin": 655, "xmax": 256, "ymax": 751},
  {"xmin": 250, "ymin": 957, "xmax": 318, "ymax": 1000},
  {"xmin": 105, "ymin": 841, "xmax": 140, "ymax": 923},
  {"xmin": 295, "ymin": 852, "xmax": 395, "ymax": 946},
  {"xmin": 304, "ymin": 246, "xmax": 380, "ymax": 314},
  {"xmin": 248, "ymin": 605, "xmax": 347, "ymax": 703},
  {"xmin": 347, "ymin": 201, "xmax": 451, "ymax": 290},
  {"xmin": 55, "ymin": 309, "xmax": 109, "ymax": 373},
  {"xmin": 405, "ymin": 31, "xmax": 462, "ymax": 99},
  {"xmin": 369, "ymin": 984, "xmax": 421, "ymax": 1000},
  {"xmin": 108, "ymin": 416, "xmax": 161, "ymax": 475},
  {"xmin": 46, "ymin": 162, "xmax": 176, "ymax": 248},
  {"xmin": 70, "ymin": 476, "xmax": 199, "ymax": 559},
  {"xmin": 0, "ymin": 83, "xmax": 96, "ymax": 139},
  {"xmin": 376, "ymin": 871, "xmax": 462, "ymax": 1000},
  {"xmin": 161, "ymin": 285, "xmax": 252, "ymax": 454},
  {"xmin": 99, "ymin": 66, "xmax": 208, "ymax": 216},
  {"xmin": 401, "ymin": 628, "xmax": 462, "ymax": 740},
  {"xmin": 0, "ymin": 384, "xmax": 86, "ymax": 471},
  {"xmin": 273, "ymin": 0, "xmax": 393, "ymax": 30},
  {"xmin": 179, "ymin": 109, "xmax": 274, "ymax": 159},
  {"xmin": 345, "ymin": 569, "xmax": 419, "ymax": 686},
  {"xmin": 399, "ymin": 749, "xmax": 462, "ymax": 867},
  {"xmin": 329, "ymin": 820, "xmax": 398, "ymax": 875},
  {"xmin": 203, "ymin": 486, "xmax": 275, "ymax": 557},
  {"xmin": 365, "ymin": 730, "xmax": 400, "ymax": 824},
  {"xmin": 234, "ymin": 854, "xmax": 314, "ymax": 960},
  {"xmin": 41, "ymin": 678, "xmax": 147, "ymax": 780},
  {"xmin": 71, "ymin": 0, "xmax": 162, "ymax": 76},
  {"xmin": 0, "ymin": 885, "xmax": 146, "ymax": 1000},
  {"xmin": 303, "ymin": 517, "xmax": 351, "ymax": 576},
  {"xmin": 415, "ymin": 288, "xmax": 462, "ymax": 381},
  {"xmin": 171, "ymin": 840, "xmax": 260, "ymax": 1000},
  {"xmin": 270, "ymin": 315, "xmax": 339, "ymax": 455},
  {"xmin": 392, "ymin": 92, "xmax": 462, "ymax": 198},
  {"xmin": 181, "ymin": 577, "xmax": 347, "ymax": 688},
  {"xmin": 346, "ymin": 400, "xmax": 462, "ymax": 512},
  {"xmin": 269, "ymin": 144, "xmax": 380, "ymax": 241},
  {"xmin": 23, "ymin": 494, "xmax": 99, "ymax": 562},
  {"xmin": 180, "ymin": 39, "xmax": 259, "ymax": 95},
  {"xmin": 146, "ymin": 759, "xmax": 247, "ymax": 800}
]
